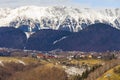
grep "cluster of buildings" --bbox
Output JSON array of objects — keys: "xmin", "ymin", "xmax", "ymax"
[{"xmin": 0, "ymin": 48, "xmax": 120, "ymax": 60}]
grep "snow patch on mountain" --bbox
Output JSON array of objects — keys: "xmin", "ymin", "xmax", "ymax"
[
  {"xmin": 53, "ymin": 36, "xmax": 67, "ymax": 44},
  {"xmin": 25, "ymin": 32, "xmax": 34, "ymax": 39}
]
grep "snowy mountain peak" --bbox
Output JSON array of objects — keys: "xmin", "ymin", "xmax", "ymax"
[{"xmin": 0, "ymin": 6, "xmax": 120, "ymax": 32}]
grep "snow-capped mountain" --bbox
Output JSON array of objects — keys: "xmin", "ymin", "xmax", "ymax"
[{"xmin": 0, "ymin": 6, "xmax": 120, "ymax": 32}]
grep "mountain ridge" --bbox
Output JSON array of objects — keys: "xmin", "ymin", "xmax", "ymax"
[{"xmin": 0, "ymin": 6, "xmax": 120, "ymax": 32}]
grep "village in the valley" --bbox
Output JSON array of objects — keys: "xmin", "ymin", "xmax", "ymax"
[
  {"xmin": 0, "ymin": 47, "xmax": 120, "ymax": 60},
  {"xmin": 0, "ymin": 47, "xmax": 120, "ymax": 80}
]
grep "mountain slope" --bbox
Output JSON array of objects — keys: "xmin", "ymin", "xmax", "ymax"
[
  {"xmin": 26, "ymin": 29, "xmax": 72, "ymax": 51},
  {"xmin": 54, "ymin": 23, "xmax": 120, "ymax": 52},
  {"xmin": 0, "ymin": 6, "xmax": 120, "ymax": 32},
  {"xmin": 0, "ymin": 27, "xmax": 27, "ymax": 49},
  {"xmin": 26, "ymin": 23, "xmax": 120, "ymax": 52},
  {"xmin": 0, "ymin": 23, "xmax": 120, "ymax": 52}
]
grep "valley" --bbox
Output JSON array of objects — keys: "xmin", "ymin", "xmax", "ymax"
[{"xmin": 0, "ymin": 47, "xmax": 120, "ymax": 80}]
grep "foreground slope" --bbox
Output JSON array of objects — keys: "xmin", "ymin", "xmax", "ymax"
[{"xmin": 97, "ymin": 65, "xmax": 120, "ymax": 80}]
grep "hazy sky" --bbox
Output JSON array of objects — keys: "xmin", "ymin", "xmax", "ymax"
[{"xmin": 0, "ymin": 0, "xmax": 120, "ymax": 8}]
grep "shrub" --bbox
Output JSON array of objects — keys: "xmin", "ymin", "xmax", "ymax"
[
  {"xmin": 70, "ymin": 75, "xmax": 83, "ymax": 80},
  {"xmin": 113, "ymin": 67, "xmax": 120, "ymax": 74}
]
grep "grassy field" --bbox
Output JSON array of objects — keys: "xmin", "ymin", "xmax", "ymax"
[
  {"xmin": 0, "ymin": 57, "xmax": 36, "ymax": 64},
  {"xmin": 0, "ymin": 57, "xmax": 67, "ymax": 80},
  {"xmin": 0, "ymin": 57, "xmax": 120, "ymax": 80},
  {"xmin": 97, "ymin": 65, "xmax": 120, "ymax": 80},
  {"xmin": 0, "ymin": 57, "xmax": 63, "ymax": 67},
  {"xmin": 0, "ymin": 57, "xmax": 104, "ymax": 68},
  {"xmin": 0, "ymin": 57, "xmax": 19, "ymax": 62},
  {"xmin": 70, "ymin": 59, "xmax": 104, "ymax": 66}
]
